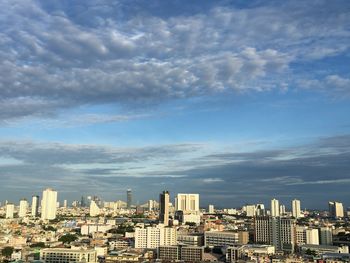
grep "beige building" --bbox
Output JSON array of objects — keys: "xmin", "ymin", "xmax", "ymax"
[{"xmin": 40, "ymin": 248, "xmax": 97, "ymax": 263}]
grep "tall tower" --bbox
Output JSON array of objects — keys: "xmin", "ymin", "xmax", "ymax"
[
  {"xmin": 292, "ymin": 199, "xmax": 301, "ymax": 218},
  {"xmin": 127, "ymin": 189, "xmax": 132, "ymax": 209},
  {"xmin": 19, "ymin": 199, "xmax": 28, "ymax": 217},
  {"xmin": 31, "ymin": 195, "xmax": 39, "ymax": 217},
  {"xmin": 271, "ymin": 198, "xmax": 280, "ymax": 217},
  {"xmin": 6, "ymin": 203, "xmax": 15, "ymax": 219},
  {"xmin": 41, "ymin": 188, "xmax": 58, "ymax": 220},
  {"xmin": 159, "ymin": 191, "xmax": 170, "ymax": 226}
]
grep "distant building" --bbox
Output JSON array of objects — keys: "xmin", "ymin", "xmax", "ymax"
[
  {"xmin": 89, "ymin": 200, "xmax": 101, "ymax": 217},
  {"xmin": 127, "ymin": 189, "xmax": 132, "ymax": 209},
  {"xmin": 19, "ymin": 199, "xmax": 28, "ymax": 217},
  {"xmin": 271, "ymin": 199, "xmax": 280, "ymax": 217},
  {"xmin": 208, "ymin": 204, "xmax": 215, "ymax": 214},
  {"xmin": 159, "ymin": 191, "xmax": 170, "ymax": 226},
  {"xmin": 175, "ymin": 193, "xmax": 200, "ymax": 213},
  {"xmin": 319, "ymin": 226, "xmax": 333, "ymax": 245},
  {"xmin": 205, "ymin": 231, "xmax": 249, "ymax": 247},
  {"xmin": 158, "ymin": 245, "xmax": 204, "ymax": 262},
  {"xmin": 329, "ymin": 201, "xmax": 344, "ymax": 218},
  {"xmin": 41, "ymin": 188, "xmax": 58, "ymax": 220},
  {"xmin": 31, "ymin": 195, "xmax": 39, "ymax": 217},
  {"xmin": 292, "ymin": 199, "xmax": 301, "ymax": 218},
  {"xmin": 6, "ymin": 203, "xmax": 15, "ymax": 219}
]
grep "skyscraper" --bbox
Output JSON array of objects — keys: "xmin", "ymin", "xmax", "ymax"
[
  {"xmin": 19, "ymin": 199, "xmax": 28, "ymax": 217},
  {"xmin": 6, "ymin": 203, "xmax": 14, "ymax": 219},
  {"xmin": 41, "ymin": 188, "xmax": 58, "ymax": 220},
  {"xmin": 32, "ymin": 195, "xmax": 39, "ymax": 217},
  {"xmin": 127, "ymin": 189, "xmax": 132, "ymax": 209},
  {"xmin": 159, "ymin": 191, "xmax": 170, "ymax": 226},
  {"xmin": 329, "ymin": 201, "xmax": 344, "ymax": 218},
  {"xmin": 271, "ymin": 198, "xmax": 280, "ymax": 217},
  {"xmin": 292, "ymin": 199, "xmax": 301, "ymax": 218},
  {"xmin": 175, "ymin": 193, "xmax": 200, "ymax": 213}
]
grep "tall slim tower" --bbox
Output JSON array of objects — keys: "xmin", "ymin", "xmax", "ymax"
[
  {"xmin": 292, "ymin": 199, "xmax": 301, "ymax": 218},
  {"xmin": 127, "ymin": 189, "xmax": 132, "ymax": 209},
  {"xmin": 6, "ymin": 203, "xmax": 15, "ymax": 219},
  {"xmin": 19, "ymin": 199, "xmax": 28, "ymax": 217},
  {"xmin": 159, "ymin": 191, "xmax": 170, "ymax": 226},
  {"xmin": 41, "ymin": 188, "xmax": 58, "ymax": 220},
  {"xmin": 31, "ymin": 195, "xmax": 39, "ymax": 217},
  {"xmin": 271, "ymin": 198, "xmax": 280, "ymax": 217}
]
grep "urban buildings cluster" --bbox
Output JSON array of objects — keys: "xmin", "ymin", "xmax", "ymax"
[{"xmin": 0, "ymin": 188, "xmax": 349, "ymax": 263}]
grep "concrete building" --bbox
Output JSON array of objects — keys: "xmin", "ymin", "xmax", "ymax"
[
  {"xmin": 292, "ymin": 199, "xmax": 301, "ymax": 218},
  {"xmin": 245, "ymin": 205, "xmax": 256, "ymax": 217},
  {"xmin": 306, "ymin": 229, "xmax": 319, "ymax": 245},
  {"xmin": 175, "ymin": 193, "xmax": 200, "ymax": 213},
  {"xmin": 254, "ymin": 216, "xmax": 295, "ymax": 252},
  {"xmin": 31, "ymin": 195, "xmax": 39, "ymax": 217},
  {"xmin": 6, "ymin": 203, "xmax": 15, "ymax": 219},
  {"xmin": 329, "ymin": 201, "xmax": 344, "ymax": 218},
  {"xmin": 81, "ymin": 224, "xmax": 112, "ymax": 235},
  {"xmin": 271, "ymin": 199, "xmax": 280, "ymax": 217},
  {"xmin": 158, "ymin": 246, "xmax": 204, "ymax": 262},
  {"xmin": 40, "ymin": 248, "xmax": 97, "ymax": 263},
  {"xmin": 177, "ymin": 233, "xmax": 204, "ymax": 246},
  {"xmin": 208, "ymin": 204, "xmax": 215, "ymax": 214},
  {"xmin": 205, "ymin": 231, "xmax": 249, "ymax": 247},
  {"xmin": 19, "ymin": 199, "xmax": 28, "ymax": 217},
  {"xmin": 89, "ymin": 200, "xmax": 101, "ymax": 217},
  {"xmin": 319, "ymin": 227, "xmax": 333, "ymax": 245},
  {"xmin": 159, "ymin": 191, "xmax": 170, "ymax": 226},
  {"xmin": 134, "ymin": 226, "xmax": 177, "ymax": 249},
  {"xmin": 127, "ymin": 189, "xmax": 132, "ymax": 209},
  {"xmin": 41, "ymin": 188, "xmax": 58, "ymax": 220},
  {"xmin": 226, "ymin": 244, "xmax": 275, "ymax": 262}
]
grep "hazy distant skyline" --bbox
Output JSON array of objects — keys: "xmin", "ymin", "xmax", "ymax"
[{"xmin": 0, "ymin": 0, "xmax": 349, "ymax": 208}]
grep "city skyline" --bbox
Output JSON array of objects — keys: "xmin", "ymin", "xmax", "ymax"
[{"xmin": 0, "ymin": 0, "xmax": 350, "ymax": 208}]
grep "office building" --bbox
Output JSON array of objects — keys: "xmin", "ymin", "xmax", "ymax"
[
  {"xmin": 127, "ymin": 189, "xmax": 132, "ymax": 209},
  {"xmin": 319, "ymin": 227, "xmax": 333, "ymax": 245},
  {"xmin": 40, "ymin": 248, "xmax": 97, "ymax": 263},
  {"xmin": 329, "ymin": 201, "xmax": 344, "ymax": 218},
  {"xmin": 31, "ymin": 195, "xmax": 39, "ymax": 217},
  {"xmin": 158, "ymin": 246, "xmax": 204, "ymax": 262},
  {"xmin": 292, "ymin": 199, "xmax": 301, "ymax": 218},
  {"xmin": 205, "ymin": 231, "xmax": 249, "ymax": 247},
  {"xmin": 134, "ymin": 226, "xmax": 177, "ymax": 249},
  {"xmin": 19, "ymin": 199, "xmax": 28, "ymax": 217},
  {"xmin": 159, "ymin": 191, "xmax": 170, "ymax": 226},
  {"xmin": 254, "ymin": 216, "xmax": 295, "ymax": 252},
  {"xmin": 6, "ymin": 203, "xmax": 15, "ymax": 219},
  {"xmin": 41, "ymin": 188, "xmax": 58, "ymax": 220},
  {"xmin": 271, "ymin": 199, "xmax": 280, "ymax": 217},
  {"xmin": 175, "ymin": 193, "xmax": 200, "ymax": 213}
]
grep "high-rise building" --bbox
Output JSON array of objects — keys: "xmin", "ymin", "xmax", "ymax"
[
  {"xmin": 89, "ymin": 200, "xmax": 101, "ymax": 217},
  {"xmin": 81, "ymin": 196, "xmax": 86, "ymax": 207},
  {"xmin": 41, "ymin": 188, "xmax": 58, "ymax": 220},
  {"xmin": 245, "ymin": 205, "xmax": 256, "ymax": 217},
  {"xmin": 306, "ymin": 229, "xmax": 319, "ymax": 245},
  {"xmin": 63, "ymin": 200, "xmax": 68, "ymax": 208},
  {"xmin": 319, "ymin": 227, "xmax": 333, "ymax": 245},
  {"xmin": 6, "ymin": 203, "xmax": 15, "ymax": 219},
  {"xmin": 271, "ymin": 199, "xmax": 280, "ymax": 217},
  {"xmin": 32, "ymin": 195, "xmax": 39, "ymax": 217},
  {"xmin": 254, "ymin": 216, "xmax": 295, "ymax": 252},
  {"xmin": 175, "ymin": 194, "xmax": 200, "ymax": 213},
  {"xmin": 292, "ymin": 199, "xmax": 301, "ymax": 218},
  {"xmin": 19, "ymin": 199, "xmax": 28, "ymax": 217},
  {"xmin": 208, "ymin": 204, "xmax": 215, "ymax": 214},
  {"xmin": 329, "ymin": 201, "xmax": 344, "ymax": 218},
  {"xmin": 127, "ymin": 189, "xmax": 132, "ymax": 209},
  {"xmin": 159, "ymin": 191, "xmax": 170, "ymax": 226},
  {"xmin": 134, "ymin": 226, "xmax": 177, "ymax": 249},
  {"xmin": 279, "ymin": 205, "xmax": 286, "ymax": 215}
]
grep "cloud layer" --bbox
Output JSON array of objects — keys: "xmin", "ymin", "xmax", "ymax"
[{"xmin": 0, "ymin": 0, "xmax": 349, "ymax": 120}]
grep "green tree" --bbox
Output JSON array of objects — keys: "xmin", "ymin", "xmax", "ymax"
[
  {"xmin": 58, "ymin": 234, "xmax": 78, "ymax": 244},
  {"xmin": 1, "ymin": 247, "xmax": 14, "ymax": 259}
]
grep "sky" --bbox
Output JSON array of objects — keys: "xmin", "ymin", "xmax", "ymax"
[{"xmin": 0, "ymin": 0, "xmax": 350, "ymax": 210}]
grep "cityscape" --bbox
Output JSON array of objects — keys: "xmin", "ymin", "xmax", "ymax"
[{"xmin": 1, "ymin": 0, "xmax": 350, "ymax": 263}]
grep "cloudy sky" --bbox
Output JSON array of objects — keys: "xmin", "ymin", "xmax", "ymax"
[{"xmin": 0, "ymin": 0, "xmax": 349, "ymax": 209}]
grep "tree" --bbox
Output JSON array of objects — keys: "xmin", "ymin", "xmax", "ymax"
[
  {"xmin": 30, "ymin": 242, "xmax": 46, "ymax": 248},
  {"xmin": 1, "ymin": 247, "xmax": 14, "ymax": 259},
  {"xmin": 58, "ymin": 234, "xmax": 78, "ymax": 244}
]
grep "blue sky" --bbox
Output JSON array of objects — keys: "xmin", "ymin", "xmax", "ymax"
[{"xmin": 0, "ymin": 0, "xmax": 350, "ymax": 209}]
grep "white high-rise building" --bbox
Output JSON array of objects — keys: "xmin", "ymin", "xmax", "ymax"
[
  {"xmin": 175, "ymin": 194, "xmax": 200, "ymax": 213},
  {"xmin": 19, "ymin": 199, "xmax": 28, "ymax": 217},
  {"xmin": 245, "ymin": 205, "xmax": 256, "ymax": 217},
  {"xmin": 306, "ymin": 229, "xmax": 319, "ymax": 245},
  {"xmin": 208, "ymin": 205, "xmax": 214, "ymax": 214},
  {"xmin": 292, "ymin": 199, "xmax": 301, "ymax": 218},
  {"xmin": 32, "ymin": 195, "xmax": 39, "ymax": 217},
  {"xmin": 41, "ymin": 188, "xmax": 58, "ymax": 220},
  {"xmin": 279, "ymin": 205, "xmax": 286, "ymax": 215},
  {"xmin": 6, "ymin": 203, "xmax": 15, "ymax": 219},
  {"xmin": 271, "ymin": 199, "xmax": 280, "ymax": 217},
  {"xmin": 90, "ymin": 200, "xmax": 101, "ymax": 217},
  {"xmin": 134, "ymin": 226, "xmax": 177, "ymax": 249},
  {"xmin": 63, "ymin": 200, "xmax": 68, "ymax": 208},
  {"xmin": 329, "ymin": 201, "xmax": 344, "ymax": 218}
]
